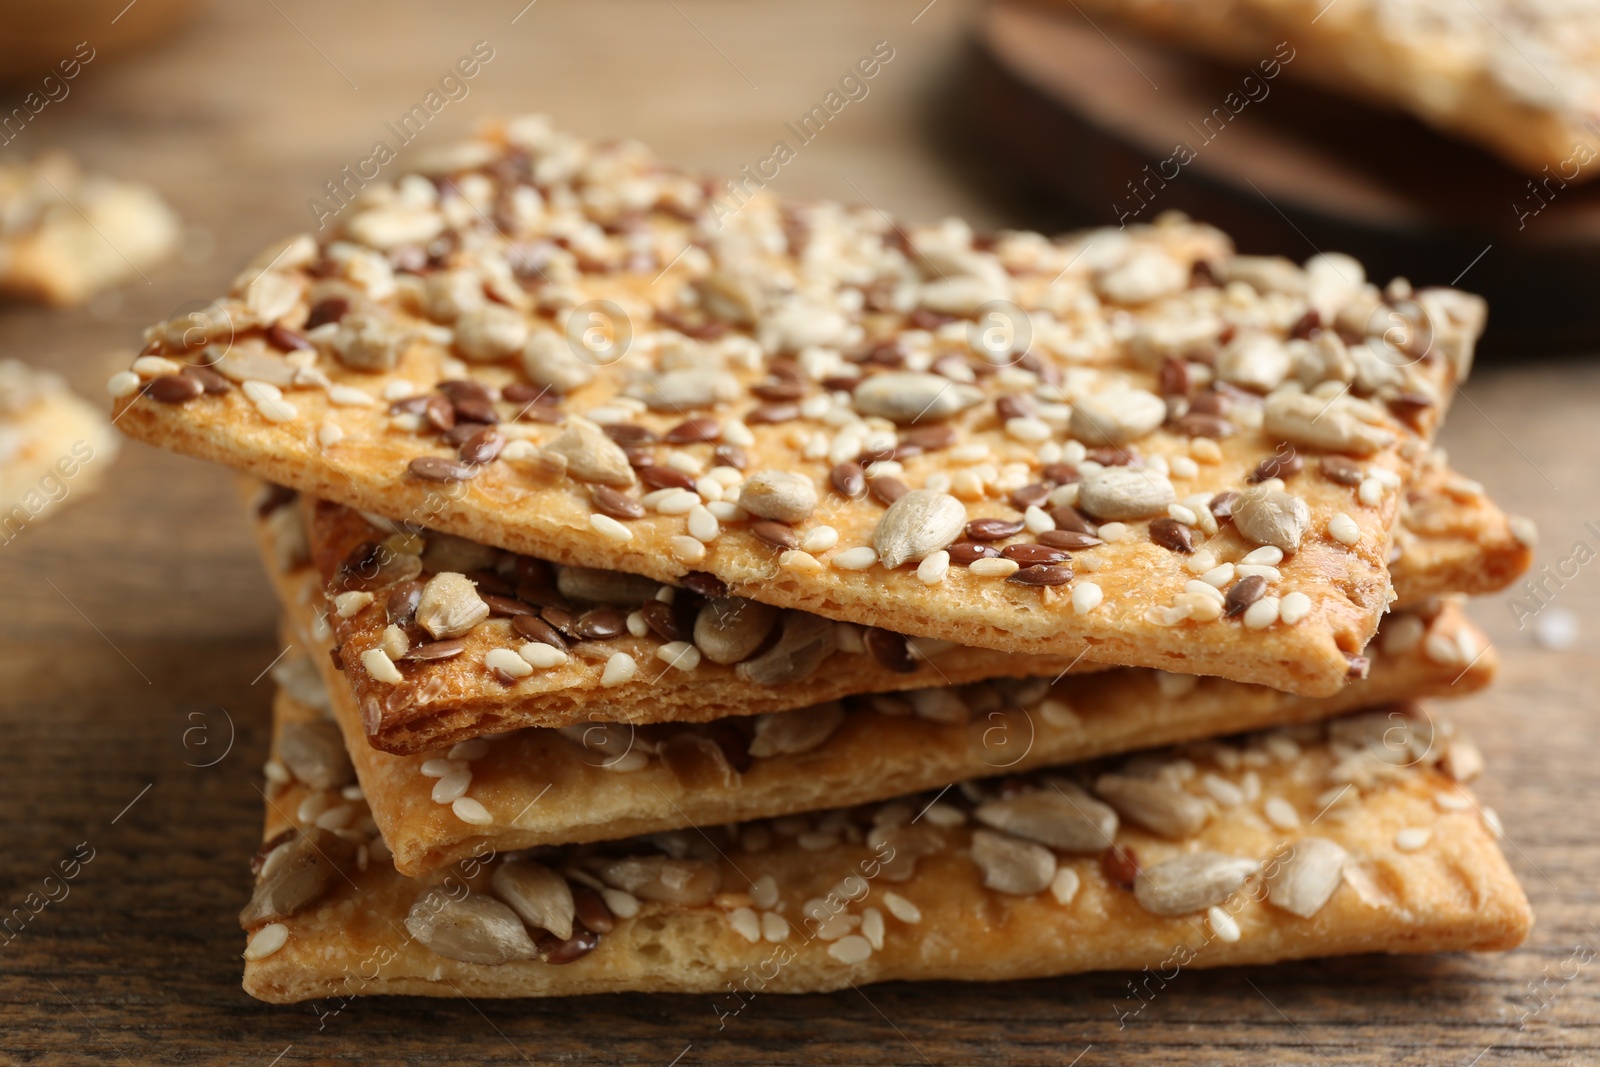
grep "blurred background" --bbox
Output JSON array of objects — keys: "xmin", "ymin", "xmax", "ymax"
[{"xmin": 1, "ymin": 2, "xmax": 1595, "ymax": 1063}]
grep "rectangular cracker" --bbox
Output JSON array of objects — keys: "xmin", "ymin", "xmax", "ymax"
[
  {"xmin": 1061, "ymin": 0, "xmax": 1600, "ymax": 179},
  {"xmin": 111, "ymin": 116, "xmax": 1486, "ymax": 696},
  {"xmin": 250, "ymin": 453, "xmax": 1524, "ymax": 752},
  {"xmin": 274, "ymin": 593, "xmax": 1492, "ymax": 877},
  {"xmin": 243, "ymin": 687, "xmax": 1530, "ymax": 1003}
]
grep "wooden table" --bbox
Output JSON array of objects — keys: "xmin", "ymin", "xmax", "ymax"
[{"xmin": 1, "ymin": 2, "xmax": 1596, "ymax": 1063}]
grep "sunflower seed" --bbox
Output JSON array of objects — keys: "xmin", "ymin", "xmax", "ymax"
[
  {"xmin": 1094, "ymin": 773, "xmax": 1211, "ymax": 838},
  {"xmin": 544, "ymin": 417, "xmax": 637, "ymax": 488},
  {"xmin": 736, "ymin": 611, "xmax": 837, "ymax": 685},
  {"xmin": 626, "ymin": 368, "xmax": 741, "ymax": 411},
  {"xmin": 1264, "ymin": 390, "xmax": 1396, "ymax": 457},
  {"xmin": 414, "ymin": 572, "xmax": 490, "ymax": 640},
  {"xmin": 1076, "ymin": 468, "xmax": 1176, "ymax": 521},
  {"xmin": 694, "ymin": 597, "xmax": 779, "ymax": 665},
  {"xmin": 970, "ymin": 829, "xmax": 1056, "ymax": 895},
  {"xmin": 748, "ymin": 702, "xmax": 846, "ymax": 758},
  {"xmin": 521, "ymin": 330, "xmax": 596, "ymax": 393},
  {"xmin": 1231, "ymin": 487, "xmax": 1311, "ymax": 553},
  {"xmin": 852, "ymin": 372, "xmax": 982, "ymax": 424},
  {"xmin": 1069, "ymin": 387, "xmax": 1166, "ymax": 445},
  {"xmin": 239, "ymin": 829, "xmax": 355, "ymax": 927},
  {"xmin": 739, "ymin": 470, "xmax": 818, "ymax": 524},
  {"xmin": 405, "ymin": 889, "xmax": 540, "ymax": 964},
  {"xmin": 1134, "ymin": 852, "xmax": 1259, "ymax": 916},
  {"xmin": 1265, "ymin": 836, "xmax": 1349, "ymax": 918},
  {"xmin": 975, "ymin": 784, "xmax": 1117, "ymax": 853},
  {"xmin": 589, "ymin": 855, "xmax": 720, "ymax": 905},
  {"xmin": 555, "ymin": 566, "xmax": 659, "ymax": 605},
  {"xmin": 454, "ymin": 304, "xmax": 530, "ymax": 363},
  {"xmin": 491, "ymin": 859, "xmax": 576, "ymax": 940},
  {"xmin": 873, "ymin": 489, "xmax": 967, "ymax": 569},
  {"xmin": 277, "ymin": 719, "xmax": 354, "ymax": 791}
]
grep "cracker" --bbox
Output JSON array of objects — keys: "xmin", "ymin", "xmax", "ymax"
[
  {"xmin": 1394, "ymin": 448, "xmax": 1536, "ymax": 601},
  {"xmin": 249, "ymin": 465, "xmax": 1522, "ymax": 752},
  {"xmin": 243, "ymin": 686, "xmax": 1530, "ymax": 1003},
  {"xmin": 0, "ymin": 359, "xmax": 117, "ymax": 537},
  {"xmin": 0, "ymin": 152, "xmax": 178, "ymax": 305},
  {"xmin": 1062, "ymin": 0, "xmax": 1600, "ymax": 179},
  {"xmin": 111, "ymin": 117, "xmax": 1485, "ymax": 696}
]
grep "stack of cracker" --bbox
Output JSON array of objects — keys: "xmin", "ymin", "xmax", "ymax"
[{"xmin": 108, "ymin": 117, "xmax": 1534, "ymax": 1004}]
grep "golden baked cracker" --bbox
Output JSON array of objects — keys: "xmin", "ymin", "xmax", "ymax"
[
  {"xmin": 0, "ymin": 152, "xmax": 178, "ymax": 305},
  {"xmin": 1060, "ymin": 0, "xmax": 1600, "ymax": 179},
  {"xmin": 275, "ymin": 594, "xmax": 1493, "ymax": 878},
  {"xmin": 242, "ymin": 687, "xmax": 1530, "ymax": 1002},
  {"xmin": 248, "ymin": 464, "xmax": 1523, "ymax": 753},
  {"xmin": 113, "ymin": 118, "xmax": 1484, "ymax": 696},
  {"xmin": 0, "ymin": 359, "xmax": 117, "ymax": 538}
]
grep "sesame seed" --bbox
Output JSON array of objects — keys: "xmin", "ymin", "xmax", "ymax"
[
  {"xmin": 1328, "ymin": 512, "xmax": 1361, "ymax": 546},
  {"xmin": 1048, "ymin": 483, "xmax": 1080, "ymax": 508},
  {"xmin": 519, "ymin": 642, "xmax": 567, "ymax": 669},
  {"xmin": 1207, "ymin": 906, "xmax": 1241, "ymax": 943},
  {"xmin": 1023, "ymin": 505, "xmax": 1055, "ymax": 534},
  {"xmin": 451, "ymin": 796, "xmax": 493, "ymax": 825},
  {"xmin": 670, "ymin": 535, "xmax": 707, "ymax": 563},
  {"xmin": 243, "ymin": 380, "xmax": 298, "ymax": 423},
  {"xmin": 882, "ymin": 891, "xmax": 922, "ymax": 924},
  {"xmin": 687, "ymin": 505, "xmax": 720, "ymax": 542},
  {"xmin": 1097, "ymin": 521, "xmax": 1128, "ymax": 543},
  {"xmin": 316, "ymin": 419, "xmax": 344, "ymax": 447},
  {"xmin": 656, "ymin": 641, "xmax": 702, "ymax": 671},
  {"xmin": 1242, "ymin": 596, "xmax": 1280, "ymax": 629},
  {"xmin": 1184, "ymin": 580, "xmax": 1226, "ymax": 604},
  {"xmin": 1168, "ymin": 503, "xmax": 1198, "ymax": 526},
  {"xmin": 655, "ymin": 489, "xmax": 700, "ymax": 515},
  {"xmin": 1200, "ymin": 563, "xmax": 1235, "ymax": 588},
  {"xmin": 751, "ymin": 874, "xmax": 779, "ymax": 909},
  {"xmin": 729, "ymin": 907, "xmax": 762, "ymax": 943},
  {"xmin": 1169, "ymin": 455, "xmax": 1199, "ymax": 479},
  {"xmin": 761, "ymin": 911, "xmax": 790, "ymax": 942},
  {"xmin": 1395, "ymin": 827, "xmax": 1431, "ymax": 851},
  {"xmin": 420, "ymin": 758, "xmax": 463, "ymax": 778},
  {"xmin": 1006, "ymin": 417, "xmax": 1052, "ymax": 442},
  {"xmin": 484, "ymin": 647, "xmax": 533, "ymax": 678},
  {"xmin": 1235, "ymin": 564, "xmax": 1282, "ymax": 582},
  {"xmin": 1263, "ymin": 797, "xmax": 1300, "ymax": 829},
  {"xmin": 431, "ymin": 771, "xmax": 472, "ymax": 804},
  {"xmin": 1049, "ymin": 867, "xmax": 1081, "ymax": 905},
  {"xmin": 359, "ymin": 647, "xmax": 403, "ymax": 684},
  {"xmin": 917, "ymin": 550, "xmax": 950, "ymax": 585},
  {"xmin": 1240, "ymin": 545, "xmax": 1283, "ymax": 566},
  {"xmin": 602, "ymin": 887, "xmax": 641, "ymax": 918},
  {"xmin": 832, "ymin": 546, "xmax": 879, "ymax": 571},
  {"xmin": 1278, "ymin": 591, "xmax": 1312, "ymax": 625},
  {"xmin": 590, "ymin": 513, "xmax": 634, "ymax": 542},
  {"xmin": 1358, "ymin": 477, "xmax": 1384, "ymax": 506},
  {"xmin": 1072, "ymin": 582, "xmax": 1103, "ymax": 614},
  {"xmin": 1201, "ymin": 773, "xmax": 1244, "ymax": 806},
  {"xmin": 780, "ymin": 549, "xmax": 823, "ymax": 576},
  {"xmin": 625, "ymin": 611, "xmax": 649, "ymax": 638},
  {"xmin": 861, "ymin": 907, "xmax": 886, "ymax": 950},
  {"xmin": 802, "ymin": 525, "xmax": 839, "ymax": 553},
  {"xmin": 327, "ymin": 384, "xmax": 375, "ymax": 406},
  {"xmin": 1190, "ymin": 438, "xmax": 1222, "ymax": 463},
  {"xmin": 449, "ymin": 739, "xmax": 490, "ymax": 761},
  {"xmin": 707, "ymin": 501, "xmax": 744, "ymax": 522},
  {"xmin": 1509, "ymin": 516, "xmax": 1538, "ymax": 547},
  {"xmin": 263, "ymin": 760, "xmax": 290, "ymax": 785},
  {"xmin": 1435, "ymin": 792, "xmax": 1472, "ymax": 812},
  {"xmin": 970, "ymin": 557, "xmax": 1020, "ymax": 577},
  {"xmin": 601, "ymin": 651, "xmax": 638, "ymax": 686},
  {"xmin": 1482, "ymin": 808, "xmax": 1504, "ymax": 838},
  {"xmin": 243, "ymin": 922, "xmax": 289, "ymax": 961},
  {"xmin": 828, "ymin": 935, "xmax": 873, "ymax": 964},
  {"xmin": 107, "ymin": 370, "xmax": 141, "ymax": 398}
]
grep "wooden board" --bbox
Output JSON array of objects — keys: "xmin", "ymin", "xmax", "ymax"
[
  {"xmin": 1, "ymin": 1, "xmax": 1597, "ymax": 1063},
  {"xmin": 969, "ymin": 0, "xmax": 1600, "ymax": 355}
]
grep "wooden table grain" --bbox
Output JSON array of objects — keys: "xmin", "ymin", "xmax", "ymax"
[{"xmin": 1, "ymin": 2, "xmax": 1596, "ymax": 1064}]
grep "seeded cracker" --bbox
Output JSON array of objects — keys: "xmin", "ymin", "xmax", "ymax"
[
  {"xmin": 1061, "ymin": 0, "xmax": 1600, "ymax": 179},
  {"xmin": 0, "ymin": 360, "xmax": 117, "ymax": 530},
  {"xmin": 0, "ymin": 152, "xmax": 179, "ymax": 305},
  {"xmin": 244, "ymin": 680, "xmax": 1529, "ymax": 1002},
  {"xmin": 252, "ymin": 457, "xmax": 1527, "ymax": 752},
  {"xmin": 116, "ymin": 116, "xmax": 1484, "ymax": 695}
]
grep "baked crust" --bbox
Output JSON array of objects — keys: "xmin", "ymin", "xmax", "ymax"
[
  {"xmin": 243, "ymin": 687, "xmax": 1531, "ymax": 1003},
  {"xmin": 247, "ymin": 454, "xmax": 1527, "ymax": 753},
  {"xmin": 112, "ymin": 117, "xmax": 1485, "ymax": 697}
]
